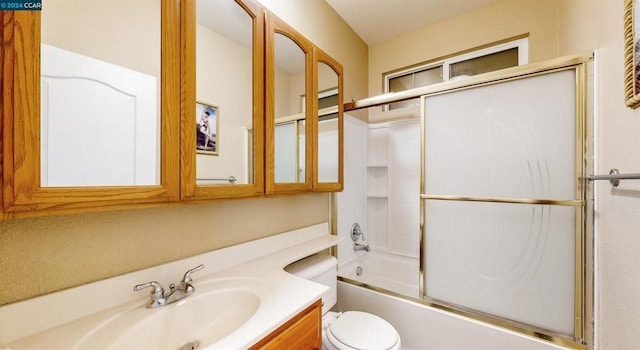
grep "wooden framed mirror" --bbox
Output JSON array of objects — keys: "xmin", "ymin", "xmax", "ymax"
[
  {"xmin": 265, "ymin": 13, "xmax": 314, "ymax": 194},
  {"xmin": 313, "ymin": 47, "xmax": 343, "ymax": 191},
  {"xmin": 180, "ymin": 0, "xmax": 265, "ymax": 200},
  {"xmin": 1, "ymin": 0, "xmax": 180, "ymax": 216}
]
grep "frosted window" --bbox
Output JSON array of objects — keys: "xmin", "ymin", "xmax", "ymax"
[{"xmin": 449, "ymin": 48, "xmax": 518, "ymax": 79}]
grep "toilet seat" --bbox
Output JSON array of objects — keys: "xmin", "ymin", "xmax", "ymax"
[{"xmin": 326, "ymin": 311, "xmax": 400, "ymax": 350}]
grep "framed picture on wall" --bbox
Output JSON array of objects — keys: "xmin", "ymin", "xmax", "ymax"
[
  {"xmin": 624, "ymin": 0, "xmax": 640, "ymax": 108},
  {"xmin": 196, "ymin": 102, "xmax": 219, "ymax": 155}
]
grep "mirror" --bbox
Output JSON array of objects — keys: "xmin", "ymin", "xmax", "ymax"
[
  {"xmin": 316, "ymin": 61, "xmax": 340, "ymax": 184},
  {"xmin": 181, "ymin": 0, "xmax": 264, "ymax": 200},
  {"xmin": 265, "ymin": 12, "xmax": 315, "ymax": 193},
  {"xmin": 195, "ymin": 0, "xmax": 254, "ymax": 186},
  {"xmin": 273, "ymin": 32, "xmax": 308, "ymax": 183},
  {"xmin": 40, "ymin": 0, "xmax": 161, "ymax": 187},
  {"xmin": 4, "ymin": 0, "xmax": 179, "ymax": 213}
]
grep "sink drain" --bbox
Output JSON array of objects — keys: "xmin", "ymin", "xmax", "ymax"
[{"xmin": 181, "ymin": 341, "xmax": 199, "ymax": 350}]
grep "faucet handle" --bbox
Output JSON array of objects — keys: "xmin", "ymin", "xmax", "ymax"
[
  {"xmin": 134, "ymin": 281, "xmax": 165, "ymax": 307},
  {"xmin": 134, "ymin": 281, "xmax": 164, "ymax": 295},
  {"xmin": 182, "ymin": 264, "xmax": 204, "ymax": 283}
]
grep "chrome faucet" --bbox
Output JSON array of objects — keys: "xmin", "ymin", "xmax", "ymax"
[
  {"xmin": 350, "ymin": 223, "xmax": 370, "ymax": 252},
  {"xmin": 134, "ymin": 264, "xmax": 204, "ymax": 308},
  {"xmin": 353, "ymin": 242, "xmax": 371, "ymax": 252}
]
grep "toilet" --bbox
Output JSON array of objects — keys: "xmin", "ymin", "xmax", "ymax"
[{"xmin": 285, "ymin": 253, "xmax": 401, "ymax": 350}]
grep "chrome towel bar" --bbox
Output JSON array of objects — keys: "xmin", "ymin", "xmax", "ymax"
[
  {"xmin": 587, "ymin": 169, "xmax": 640, "ymax": 187},
  {"xmin": 195, "ymin": 176, "xmax": 237, "ymax": 184}
]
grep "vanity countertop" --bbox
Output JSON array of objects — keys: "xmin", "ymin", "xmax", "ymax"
[{"xmin": 0, "ymin": 223, "xmax": 342, "ymax": 349}]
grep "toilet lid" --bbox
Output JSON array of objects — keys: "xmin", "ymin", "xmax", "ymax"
[{"xmin": 328, "ymin": 311, "xmax": 399, "ymax": 350}]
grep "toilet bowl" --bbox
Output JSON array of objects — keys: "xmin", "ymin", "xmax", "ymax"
[
  {"xmin": 285, "ymin": 254, "xmax": 401, "ymax": 350},
  {"xmin": 322, "ymin": 311, "xmax": 400, "ymax": 350}
]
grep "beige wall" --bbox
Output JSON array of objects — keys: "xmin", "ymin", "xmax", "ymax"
[
  {"xmin": 0, "ymin": 196, "xmax": 328, "ymax": 304},
  {"xmin": 0, "ymin": 0, "xmax": 366, "ymax": 306},
  {"xmin": 41, "ymin": 0, "xmax": 161, "ymax": 78},
  {"xmin": 558, "ymin": 1, "xmax": 640, "ymax": 349},
  {"xmin": 368, "ymin": 0, "xmax": 560, "ymax": 99}
]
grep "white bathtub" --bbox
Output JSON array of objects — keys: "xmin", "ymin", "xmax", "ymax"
[
  {"xmin": 338, "ymin": 251, "xmax": 419, "ymax": 297},
  {"xmin": 337, "ymin": 252, "xmax": 572, "ymax": 350}
]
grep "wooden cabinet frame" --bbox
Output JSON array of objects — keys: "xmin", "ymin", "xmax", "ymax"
[
  {"xmin": 250, "ymin": 299, "xmax": 322, "ymax": 349},
  {"xmin": 0, "ymin": 4, "xmax": 180, "ymax": 217}
]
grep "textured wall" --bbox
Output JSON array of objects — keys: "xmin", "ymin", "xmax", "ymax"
[
  {"xmin": 557, "ymin": 1, "xmax": 640, "ymax": 349},
  {"xmin": 0, "ymin": 195, "xmax": 329, "ymax": 305}
]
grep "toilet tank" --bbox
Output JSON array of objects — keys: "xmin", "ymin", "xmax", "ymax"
[{"xmin": 285, "ymin": 253, "xmax": 337, "ymax": 315}]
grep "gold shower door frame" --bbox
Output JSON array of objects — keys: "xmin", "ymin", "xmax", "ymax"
[{"xmin": 418, "ymin": 54, "xmax": 593, "ymax": 349}]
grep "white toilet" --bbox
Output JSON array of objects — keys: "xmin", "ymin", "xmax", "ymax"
[{"xmin": 285, "ymin": 253, "xmax": 401, "ymax": 350}]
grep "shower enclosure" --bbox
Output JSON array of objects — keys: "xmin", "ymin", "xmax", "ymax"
[{"xmin": 335, "ymin": 54, "xmax": 593, "ymax": 349}]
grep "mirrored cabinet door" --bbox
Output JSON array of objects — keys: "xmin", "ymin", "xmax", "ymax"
[
  {"xmin": 180, "ymin": 0, "xmax": 264, "ymax": 200},
  {"xmin": 265, "ymin": 14, "xmax": 314, "ymax": 194},
  {"xmin": 313, "ymin": 48, "xmax": 343, "ymax": 191},
  {"xmin": 1, "ymin": 0, "xmax": 180, "ymax": 215}
]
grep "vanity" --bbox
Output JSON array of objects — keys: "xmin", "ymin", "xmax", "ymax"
[{"xmin": 0, "ymin": 223, "xmax": 342, "ymax": 349}]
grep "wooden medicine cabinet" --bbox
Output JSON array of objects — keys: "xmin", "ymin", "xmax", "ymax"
[
  {"xmin": 265, "ymin": 11, "xmax": 344, "ymax": 195},
  {"xmin": 0, "ymin": 1, "xmax": 181, "ymax": 218},
  {"xmin": 0, "ymin": 0, "xmax": 344, "ymax": 218}
]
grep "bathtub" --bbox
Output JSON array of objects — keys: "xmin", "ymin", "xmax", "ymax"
[
  {"xmin": 338, "ymin": 251, "xmax": 419, "ymax": 298},
  {"xmin": 337, "ymin": 252, "xmax": 573, "ymax": 350}
]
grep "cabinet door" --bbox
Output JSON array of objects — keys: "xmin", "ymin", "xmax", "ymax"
[
  {"xmin": 313, "ymin": 47, "xmax": 343, "ymax": 192},
  {"xmin": 1, "ymin": 2, "xmax": 180, "ymax": 217},
  {"xmin": 250, "ymin": 299, "xmax": 321, "ymax": 350},
  {"xmin": 265, "ymin": 13, "xmax": 314, "ymax": 194},
  {"xmin": 180, "ymin": 0, "xmax": 265, "ymax": 200}
]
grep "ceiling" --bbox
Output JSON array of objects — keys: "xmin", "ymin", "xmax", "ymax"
[{"xmin": 325, "ymin": 0, "xmax": 497, "ymax": 45}]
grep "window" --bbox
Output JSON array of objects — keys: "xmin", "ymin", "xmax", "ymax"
[{"xmin": 384, "ymin": 38, "xmax": 528, "ymax": 110}]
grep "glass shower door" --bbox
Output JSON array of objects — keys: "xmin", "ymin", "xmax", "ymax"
[{"xmin": 421, "ymin": 68, "xmax": 585, "ymax": 337}]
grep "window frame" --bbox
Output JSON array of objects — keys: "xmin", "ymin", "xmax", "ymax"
[{"xmin": 383, "ymin": 38, "xmax": 529, "ymax": 108}]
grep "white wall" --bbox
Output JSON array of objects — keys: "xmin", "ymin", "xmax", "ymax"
[
  {"xmin": 336, "ymin": 115, "xmax": 368, "ymax": 263},
  {"xmin": 387, "ymin": 120, "xmax": 421, "ymax": 258},
  {"xmin": 338, "ymin": 117, "xmax": 422, "ymax": 259},
  {"xmin": 557, "ymin": 1, "xmax": 640, "ymax": 349}
]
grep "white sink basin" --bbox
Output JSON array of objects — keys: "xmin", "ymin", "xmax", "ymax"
[{"xmin": 74, "ymin": 277, "xmax": 274, "ymax": 349}]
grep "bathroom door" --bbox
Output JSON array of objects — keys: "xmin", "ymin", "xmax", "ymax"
[{"xmin": 41, "ymin": 44, "xmax": 158, "ymax": 187}]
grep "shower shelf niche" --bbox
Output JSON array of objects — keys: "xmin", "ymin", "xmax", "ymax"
[
  {"xmin": 367, "ymin": 124, "xmax": 389, "ymax": 198},
  {"xmin": 367, "ymin": 165, "xmax": 388, "ymax": 198}
]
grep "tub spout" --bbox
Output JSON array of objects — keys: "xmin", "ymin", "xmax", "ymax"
[{"xmin": 354, "ymin": 242, "xmax": 370, "ymax": 252}]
